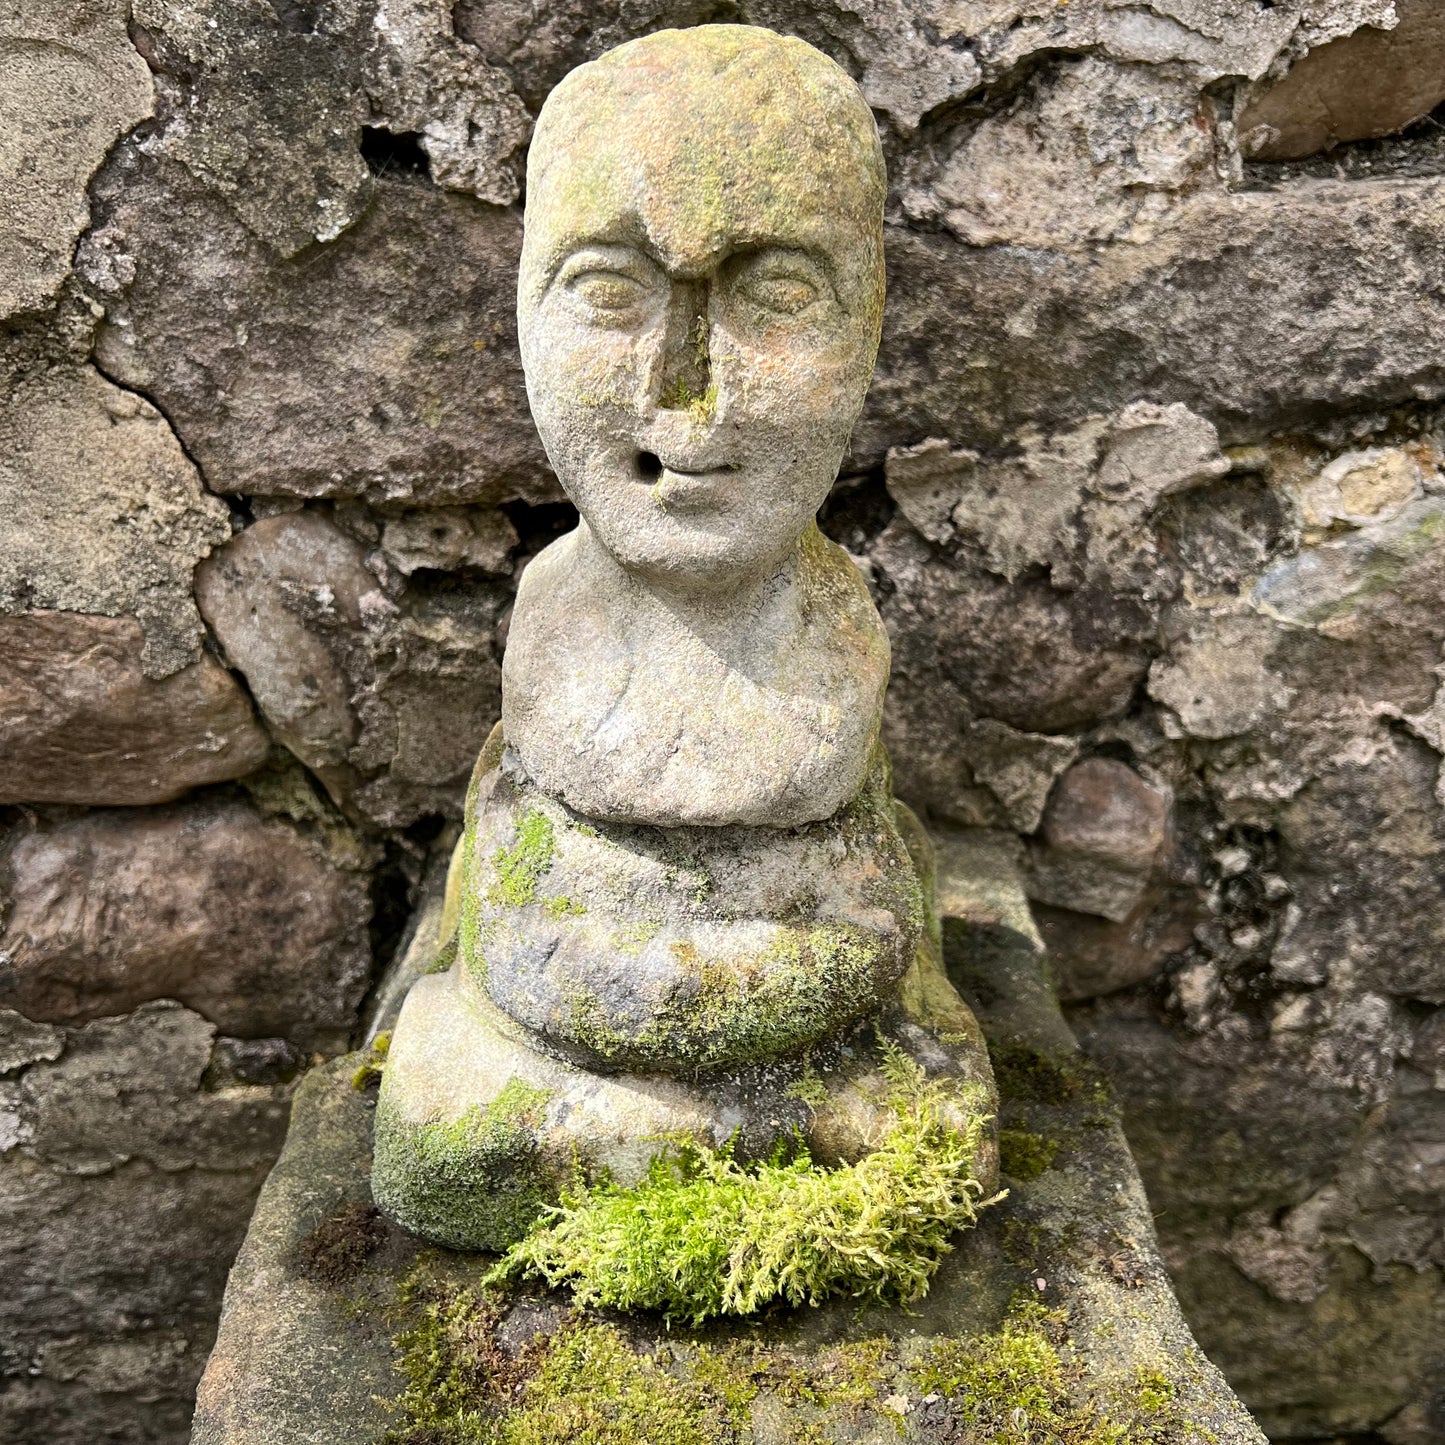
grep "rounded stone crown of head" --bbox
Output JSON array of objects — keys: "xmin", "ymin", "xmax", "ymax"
[
  {"xmin": 517, "ymin": 23, "xmax": 887, "ymax": 588},
  {"xmin": 504, "ymin": 25, "xmax": 893, "ymax": 829}
]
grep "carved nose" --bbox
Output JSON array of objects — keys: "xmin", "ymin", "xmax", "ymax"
[{"xmin": 654, "ymin": 281, "xmax": 712, "ymax": 416}]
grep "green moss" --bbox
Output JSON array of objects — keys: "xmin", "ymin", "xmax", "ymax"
[
  {"xmin": 784, "ymin": 1067, "xmax": 830, "ymax": 1109},
  {"xmin": 351, "ymin": 1031, "xmax": 392, "ymax": 1091},
  {"xmin": 991, "ymin": 1042, "xmax": 1110, "ymax": 1109},
  {"xmin": 372, "ymin": 1080, "xmax": 557, "ymax": 1252},
  {"xmin": 565, "ymin": 920, "xmax": 890, "ymax": 1073},
  {"xmin": 911, "ymin": 1302, "xmax": 1197, "ymax": 1444},
  {"xmin": 489, "ymin": 811, "xmax": 557, "ymax": 908},
  {"xmin": 384, "ymin": 1279, "xmax": 529, "ymax": 1443},
  {"xmin": 492, "ymin": 1324, "xmax": 741, "ymax": 1445},
  {"xmin": 999, "ymin": 1128, "xmax": 1061, "ymax": 1182},
  {"xmin": 486, "ymin": 1042, "xmax": 1000, "ymax": 1323}
]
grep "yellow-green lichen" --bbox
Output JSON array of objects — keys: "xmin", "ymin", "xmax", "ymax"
[
  {"xmin": 564, "ymin": 921, "xmax": 892, "ymax": 1073},
  {"xmin": 371, "ymin": 1079, "xmax": 557, "ymax": 1252},
  {"xmin": 489, "ymin": 811, "xmax": 557, "ymax": 908},
  {"xmin": 911, "ymin": 1302, "xmax": 1196, "ymax": 1444},
  {"xmin": 351, "ymin": 1031, "xmax": 392, "ymax": 1091},
  {"xmin": 486, "ymin": 1042, "xmax": 1000, "ymax": 1323}
]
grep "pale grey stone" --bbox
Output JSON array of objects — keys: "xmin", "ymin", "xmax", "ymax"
[
  {"xmin": 197, "ymin": 511, "xmax": 507, "ymax": 826},
  {"xmin": 0, "ymin": 364, "xmax": 231, "ymax": 678},
  {"xmin": 0, "ymin": 0, "xmax": 152, "ymax": 316},
  {"xmin": 84, "ymin": 158, "xmax": 554, "ymax": 507},
  {"xmin": 506, "ymin": 26, "xmax": 891, "ymax": 829},
  {"xmin": 0, "ymin": 1010, "xmax": 64, "ymax": 1075},
  {"xmin": 380, "ymin": 507, "xmax": 518, "ymax": 576}
]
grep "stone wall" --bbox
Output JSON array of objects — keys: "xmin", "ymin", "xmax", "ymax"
[{"xmin": 1, "ymin": 1, "xmax": 1441, "ymax": 1441}]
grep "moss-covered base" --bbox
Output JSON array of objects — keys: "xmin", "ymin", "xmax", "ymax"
[
  {"xmin": 453, "ymin": 739, "xmax": 928, "ymax": 1075},
  {"xmin": 193, "ymin": 826, "xmax": 1266, "ymax": 1445},
  {"xmin": 370, "ymin": 935, "xmax": 998, "ymax": 1255}
]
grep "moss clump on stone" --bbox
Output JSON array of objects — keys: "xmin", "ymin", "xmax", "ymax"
[
  {"xmin": 991, "ymin": 1041, "xmax": 1110, "ymax": 1108},
  {"xmin": 351, "ymin": 1030, "xmax": 392, "ymax": 1091},
  {"xmin": 999, "ymin": 1127, "xmax": 1061, "ymax": 1181},
  {"xmin": 294, "ymin": 1201, "xmax": 387, "ymax": 1286},
  {"xmin": 385, "ymin": 1279, "xmax": 540, "ymax": 1444},
  {"xmin": 563, "ymin": 920, "xmax": 894, "ymax": 1074},
  {"xmin": 486, "ymin": 1043, "xmax": 1000, "ymax": 1323},
  {"xmin": 912, "ymin": 1302, "xmax": 1192, "ymax": 1444},
  {"xmin": 492, "ymin": 1323, "xmax": 739, "ymax": 1445},
  {"xmin": 372, "ymin": 1079, "xmax": 555, "ymax": 1252}
]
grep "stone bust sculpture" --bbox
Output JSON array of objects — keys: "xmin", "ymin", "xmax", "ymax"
[
  {"xmin": 505, "ymin": 26, "xmax": 889, "ymax": 828},
  {"xmin": 373, "ymin": 24, "xmax": 996, "ymax": 1256}
]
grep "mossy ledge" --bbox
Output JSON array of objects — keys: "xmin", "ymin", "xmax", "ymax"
[
  {"xmin": 485, "ymin": 1042, "xmax": 1000, "ymax": 1324},
  {"xmin": 383, "ymin": 1284, "xmax": 1206, "ymax": 1445}
]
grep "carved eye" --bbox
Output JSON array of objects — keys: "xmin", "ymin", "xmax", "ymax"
[
  {"xmin": 741, "ymin": 273, "xmax": 819, "ymax": 316},
  {"xmin": 570, "ymin": 271, "xmax": 647, "ymax": 312}
]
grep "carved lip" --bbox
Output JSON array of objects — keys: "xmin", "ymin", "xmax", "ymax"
[{"xmin": 653, "ymin": 465, "xmax": 736, "ymax": 511}]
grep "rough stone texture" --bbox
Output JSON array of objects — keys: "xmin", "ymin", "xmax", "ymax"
[
  {"xmin": 1, "ymin": 1000, "xmax": 296, "ymax": 1445},
  {"xmin": 0, "ymin": 794, "xmax": 375, "ymax": 1050},
  {"xmin": 0, "ymin": 611, "xmax": 271, "ymax": 806},
  {"xmin": 195, "ymin": 511, "xmax": 508, "ymax": 827},
  {"xmin": 7, "ymin": 0, "xmax": 1445, "ymax": 1437},
  {"xmin": 0, "ymin": 0, "xmax": 152, "ymax": 317},
  {"xmin": 83, "ymin": 158, "xmax": 553, "ymax": 507},
  {"xmin": 0, "ymin": 360, "xmax": 231, "ymax": 678}
]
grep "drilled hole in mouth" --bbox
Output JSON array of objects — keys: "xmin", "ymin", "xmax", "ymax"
[{"xmin": 636, "ymin": 451, "xmax": 663, "ymax": 480}]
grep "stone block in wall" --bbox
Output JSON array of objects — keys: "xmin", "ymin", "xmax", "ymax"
[
  {"xmin": 195, "ymin": 511, "xmax": 506, "ymax": 827},
  {"xmin": 0, "ymin": 795, "xmax": 375, "ymax": 1052},
  {"xmin": 1026, "ymin": 757, "xmax": 1172, "ymax": 923},
  {"xmin": 0, "ymin": 0, "xmax": 152, "ymax": 317},
  {"xmin": 82, "ymin": 156, "xmax": 554, "ymax": 507},
  {"xmin": 0, "ymin": 1000, "xmax": 299, "ymax": 1445},
  {"xmin": 0, "ymin": 361, "xmax": 231, "ymax": 678},
  {"xmin": 1239, "ymin": 0, "xmax": 1445, "ymax": 161},
  {"xmin": 858, "ymin": 180, "xmax": 1445, "ymax": 464},
  {"xmin": 0, "ymin": 612, "xmax": 270, "ymax": 806}
]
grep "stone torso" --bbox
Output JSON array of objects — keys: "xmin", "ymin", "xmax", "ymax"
[{"xmin": 502, "ymin": 523, "xmax": 890, "ymax": 828}]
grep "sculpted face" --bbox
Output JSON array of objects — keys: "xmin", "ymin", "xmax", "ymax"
[{"xmin": 518, "ymin": 26, "xmax": 886, "ymax": 589}]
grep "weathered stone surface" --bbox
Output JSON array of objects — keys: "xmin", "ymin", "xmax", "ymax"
[
  {"xmin": 1, "ymin": 999, "xmax": 304, "ymax": 1445},
  {"xmin": 1240, "ymin": 0, "xmax": 1445, "ymax": 161},
  {"xmin": 83, "ymin": 157, "xmax": 553, "ymax": 506},
  {"xmin": 0, "ymin": 797, "xmax": 374, "ymax": 1050},
  {"xmin": 858, "ymin": 183, "xmax": 1445, "ymax": 465},
  {"xmin": 0, "ymin": 361, "xmax": 231, "ymax": 677},
  {"xmin": 0, "ymin": 0, "xmax": 152, "ymax": 317},
  {"xmin": 0, "ymin": 611, "xmax": 270, "ymax": 806},
  {"xmin": 875, "ymin": 517, "xmax": 1154, "ymax": 821},
  {"xmin": 509, "ymin": 27, "xmax": 890, "ymax": 828},
  {"xmin": 196, "ymin": 511, "xmax": 506, "ymax": 826},
  {"xmin": 899, "ymin": 57, "xmax": 1217, "ymax": 250},
  {"xmin": 380, "ymin": 506, "xmax": 518, "ymax": 576},
  {"xmin": 1026, "ymin": 758, "xmax": 1172, "ymax": 923},
  {"xmin": 128, "ymin": 0, "xmax": 529, "ymax": 253},
  {"xmin": 11, "ymin": 1, "xmax": 1445, "ymax": 1438}
]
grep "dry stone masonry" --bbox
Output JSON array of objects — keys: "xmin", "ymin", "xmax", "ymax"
[{"xmin": 1, "ymin": 0, "xmax": 1442, "ymax": 1440}]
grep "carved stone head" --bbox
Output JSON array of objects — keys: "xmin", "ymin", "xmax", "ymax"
[{"xmin": 517, "ymin": 25, "xmax": 886, "ymax": 591}]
